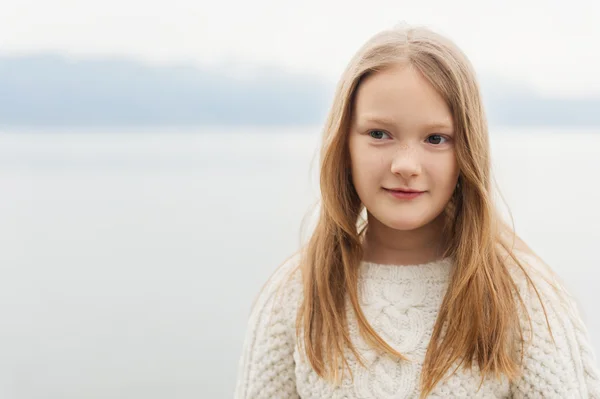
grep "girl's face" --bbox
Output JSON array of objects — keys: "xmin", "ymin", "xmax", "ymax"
[{"xmin": 348, "ymin": 63, "xmax": 460, "ymax": 232}]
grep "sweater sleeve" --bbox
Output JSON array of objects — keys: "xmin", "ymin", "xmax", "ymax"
[
  {"xmin": 510, "ymin": 260, "xmax": 600, "ymax": 398},
  {"xmin": 234, "ymin": 257, "xmax": 302, "ymax": 399}
]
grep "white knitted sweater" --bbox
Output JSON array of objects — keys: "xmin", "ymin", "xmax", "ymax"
[{"xmin": 234, "ymin": 255, "xmax": 600, "ymax": 398}]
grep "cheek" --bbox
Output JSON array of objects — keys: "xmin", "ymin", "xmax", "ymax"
[
  {"xmin": 427, "ymin": 155, "xmax": 458, "ymax": 187},
  {"xmin": 350, "ymin": 163, "xmax": 381, "ymax": 207},
  {"xmin": 351, "ymin": 152, "xmax": 384, "ymax": 188}
]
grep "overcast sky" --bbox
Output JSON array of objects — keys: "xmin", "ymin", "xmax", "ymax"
[{"xmin": 2, "ymin": 0, "xmax": 599, "ymax": 97}]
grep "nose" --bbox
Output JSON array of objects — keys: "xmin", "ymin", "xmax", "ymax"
[{"xmin": 390, "ymin": 144, "xmax": 421, "ymax": 179}]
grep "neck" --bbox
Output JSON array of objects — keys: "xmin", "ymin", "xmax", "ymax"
[{"xmin": 362, "ymin": 212, "xmax": 449, "ymax": 266}]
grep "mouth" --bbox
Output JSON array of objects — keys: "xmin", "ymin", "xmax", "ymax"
[
  {"xmin": 384, "ymin": 188, "xmax": 425, "ymax": 199},
  {"xmin": 384, "ymin": 187, "xmax": 425, "ymax": 194}
]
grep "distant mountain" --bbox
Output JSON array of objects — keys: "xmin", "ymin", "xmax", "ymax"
[
  {"xmin": 479, "ymin": 75, "xmax": 600, "ymax": 127},
  {"xmin": 0, "ymin": 54, "xmax": 333, "ymax": 127},
  {"xmin": 0, "ymin": 54, "xmax": 599, "ymax": 127}
]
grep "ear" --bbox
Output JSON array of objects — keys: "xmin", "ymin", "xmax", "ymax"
[{"xmin": 453, "ymin": 176, "xmax": 462, "ymax": 199}]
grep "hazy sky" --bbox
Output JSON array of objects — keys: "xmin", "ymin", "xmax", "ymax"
[{"xmin": 2, "ymin": 0, "xmax": 599, "ymax": 97}]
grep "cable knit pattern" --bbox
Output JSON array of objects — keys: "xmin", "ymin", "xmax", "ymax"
[
  {"xmin": 235, "ymin": 254, "xmax": 600, "ymax": 398},
  {"xmin": 234, "ymin": 257, "xmax": 302, "ymax": 399},
  {"xmin": 509, "ymin": 254, "xmax": 600, "ymax": 398}
]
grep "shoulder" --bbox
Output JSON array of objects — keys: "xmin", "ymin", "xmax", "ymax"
[
  {"xmin": 506, "ymin": 249, "xmax": 571, "ymax": 314},
  {"xmin": 506, "ymin": 250, "xmax": 600, "ymax": 397},
  {"xmin": 248, "ymin": 252, "xmax": 304, "ymax": 325},
  {"xmin": 504, "ymin": 249, "xmax": 594, "ymax": 365},
  {"xmin": 235, "ymin": 254, "xmax": 304, "ymax": 398}
]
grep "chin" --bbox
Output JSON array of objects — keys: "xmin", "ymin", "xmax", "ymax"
[{"xmin": 383, "ymin": 219, "xmax": 425, "ymax": 231}]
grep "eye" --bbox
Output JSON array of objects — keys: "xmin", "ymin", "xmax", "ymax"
[
  {"xmin": 369, "ymin": 130, "xmax": 391, "ymax": 140},
  {"xmin": 426, "ymin": 134, "xmax": 449, "ymax": 145}
]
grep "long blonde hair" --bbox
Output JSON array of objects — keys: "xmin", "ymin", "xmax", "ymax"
[{"xmin": 295, "ymin": 24, "xmax": 550, "ymax": 397}]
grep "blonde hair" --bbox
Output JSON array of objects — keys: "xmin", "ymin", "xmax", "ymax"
[{"xmin": 294, "ymin": 24, "xmax": 551, "ymax": 397}]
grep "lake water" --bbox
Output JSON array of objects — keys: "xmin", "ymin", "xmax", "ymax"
[{"xmin": 0, "ymin": 126, "xmax": 599, "ymax": 398}]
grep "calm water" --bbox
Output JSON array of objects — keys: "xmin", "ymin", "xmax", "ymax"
[{"xmin": 0, "ymin": 126, "xmax": 599, "ymax": 398}]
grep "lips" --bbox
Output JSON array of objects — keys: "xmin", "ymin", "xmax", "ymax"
[
  {"xmin": 384, "ymin": 188, "xmax": 424, "ymax": 200},
  {"xmin": 385, "ymin": 188, "xmax": 424, "ymax": 193}
]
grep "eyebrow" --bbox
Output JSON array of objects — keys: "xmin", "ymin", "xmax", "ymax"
[
  {"xmin": 357, "ymin": 116, "xmax": 454, "ymax": 131},
  {"xmin": 359, "ymin": 116, "xmax": 397, "ymax": 127}
]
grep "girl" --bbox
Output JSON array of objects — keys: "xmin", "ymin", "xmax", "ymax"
[{"xmin": 234, "ymin": 24, "xmax": 600, "ymax": 398}]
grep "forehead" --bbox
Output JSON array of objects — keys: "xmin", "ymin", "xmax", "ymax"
[{"xmin": 352, "ymin": 64, "xmax": 453, "ymax": 129}]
